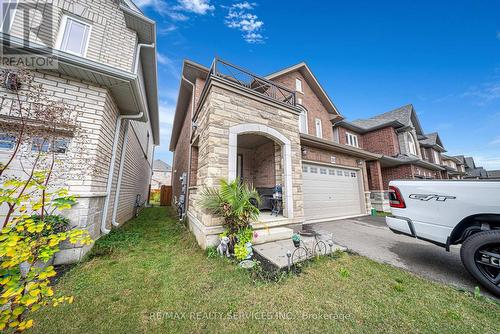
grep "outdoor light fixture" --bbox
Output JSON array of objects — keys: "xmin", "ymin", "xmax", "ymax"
[
  {"xmin": 301, "ymin": 147, "xmax": 307, "ymax": 156},
  {"xmin": 4, "ymin": 72, "xmax": 20, "ymax": 91},
  {"xmin": 192, "ymin": 121, "xmax": 198, "ymax": 131}
]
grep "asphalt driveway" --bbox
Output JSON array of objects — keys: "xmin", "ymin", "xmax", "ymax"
[{"xmin": 305, "ymin": 215, "xmax": 497, "ymax": 299}]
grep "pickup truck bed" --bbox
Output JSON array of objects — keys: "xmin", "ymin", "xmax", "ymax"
[{"xmin": 386, "ymin": 180, "xmax": 500, "ymax": 296}]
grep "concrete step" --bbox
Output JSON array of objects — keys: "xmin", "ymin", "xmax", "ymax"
[
  {"xmin": 252, "ymin": 227, "xmax": 293, "ymax": 245},
  {"xmin": 252, "ymin": 217, "xmax": 294, "ymax": 230}
]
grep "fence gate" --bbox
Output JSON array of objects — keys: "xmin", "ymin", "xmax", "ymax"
[{"xmin": 160, "ymin": 185, "xmax": 172, "ymax": 206}]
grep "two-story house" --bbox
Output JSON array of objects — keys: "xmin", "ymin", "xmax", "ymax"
[
  {"xmin": 0, "ymin": 0, "xmax": 159, "ymax": 263},
  {"xmin": 332, "ymin": 105, "xmax": 445, "ymax": 211},
  {"xmin": 441, "ymin": 154, "xmax": 465, "ymax": 179},
  {"xmin": 151, "ymin": 159, "xmax": 172, "ymax": 189},
  {"xmin": 455, "ymin": 156, "xmax": 489, "ymax": 179},
  {"xmin": 170, "ymin": 59, "xmax": 380, "ymax": 248}
]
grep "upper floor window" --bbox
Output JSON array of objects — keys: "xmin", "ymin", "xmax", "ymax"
[
  {"xmin": 295, "ymin": 78, "xmax": 303, "ymax": 93},
  {"xmin": 0, "ymin": 133, "xmax": 16, "ymax": 150},
  {"xmin": 315, "ymin": 118, "xmax": 322, "ymax": 138},
  {"xmin": 55, "ymin": 15, "xmax": 91, "ymax": 57},
  {"xmin": 407, "ymin": 133, "xmax": 417, "ymax": 156},
  {"xmin": 345, "ymin": 132, "xmax": 359, "ymax": 148},
  {"xmin": 433, "ymin": 150, "xmax": 440, "ymax": 164},
  {"xmin": 0, "ymin": 0, "xmax": 18, "ymax": 33},
  {"xmin": 298, "ymin": 107, "xmax": 308, "ymax": 134}
]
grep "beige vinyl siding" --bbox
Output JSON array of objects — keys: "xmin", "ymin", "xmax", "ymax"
[
  {"xmin": 115, "ymin": 120, "xmax": 153, "ymax": 225},
  {"xmin": 8, "ymin": 0, "xmax": 137, "ymax": 71}
]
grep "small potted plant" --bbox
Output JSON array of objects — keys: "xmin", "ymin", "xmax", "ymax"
[{"xmin": 292, "ymin": 233, "xmax": 301, "ymax": 248}]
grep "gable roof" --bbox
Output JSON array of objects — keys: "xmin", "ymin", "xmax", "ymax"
[
  {"xmin": 265, "ymin": 62, "xmax": 341, "ymax": 116},
  {"xmin": 419, "ymin": 132, "xmax": 445, "ymax": 151},
  {"xmin": 346, "ymin": 104, "xmax": 425, "ymax": 135},
  {"xmin": 123, "ymin": 0, "xmax": 144, "ymax": 15},
  {"xmin": 153, "ymin": 159, "xmax": 171, "ymax": 171}
]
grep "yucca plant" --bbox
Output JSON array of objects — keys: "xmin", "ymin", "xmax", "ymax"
[{"xmin": 200, "ymin": 179, "xmax": 261, "ymax": 236}]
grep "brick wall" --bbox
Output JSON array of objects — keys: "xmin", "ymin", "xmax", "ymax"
[
  {"xmin": 366, "ymin": 160, "xmax": 384, "ymax": 190},
  {"xmin": 0, "ymin": 68, "xmax": 154, "ymax": 262},
  {"xmin": 171, "ymin": 99, "xmax": 192, "ymax": 205},
  {"xmin": 253, "ymin": 141, "xmax": 276, "ymax": 188},
  {"xmin": 381, "ymin": 165, "xmax": 413, "ymax": 189},
  {"xmin": 362, "ymin": 126, "xmax": 400, "ymax": 156},
  {"xmin": 9, "ymin": 0, "xmax": 138, "ymax": 72},
  {"xmin": 337, "ymin": 126, "xmax": 364, "ymax": 148},
  {"xmin": 270, "ymin": 71, "xmax": 334, "ymax": 141}
]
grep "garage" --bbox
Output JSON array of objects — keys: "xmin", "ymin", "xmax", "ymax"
[{"xmin": 302, "ymin": 163, "xmax": 364, "ymax": 221}]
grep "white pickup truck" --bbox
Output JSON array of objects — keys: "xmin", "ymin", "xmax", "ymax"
[{"xmin": 386, "ymin": 180, "xmax": 500, "ymax": 296}]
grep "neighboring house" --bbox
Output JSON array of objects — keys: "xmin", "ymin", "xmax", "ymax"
[
  {"xmin": 486, "ymin": 170, "xmax": 500, "ymax": 179},
  {"xmin": 332, "ymin": 105, "xmax": 445, "ymax": 211},
  {"xmin": 170, "ymin": 59, "xmax": 379, "ymax": 248},
  {"xmin": 441, "ymin": 154, "xmax": 465, "ymax": 179},
  {"xmin": 455, "ymin": 156, "xmax": 489, "ymax": 179},
  {"xmin": 0, "ymin": 0, "xmax": 159, "ymax": 263},
  {"xmin": 151, "ymin": 159, "xmax": 172, "ymax": 189}
]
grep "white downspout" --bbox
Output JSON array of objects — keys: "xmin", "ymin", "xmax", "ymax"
[
  {"xmin": 100, "ymin": 42, "xmax": 154, "ymax": 234},
  {"xmin": 100, "ymin": 113, "xmax": 143, "ymax": 234},
  {"xmin": 181, "ymin": 75, "xmax": 195, "ymax": 219},
  {"xmin": 111, "ymin": 121, "xmax": 131, "ymax": 227}
]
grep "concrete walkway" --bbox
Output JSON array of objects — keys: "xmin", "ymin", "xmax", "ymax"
[{"xmin": 305, "ymin": 215, "xmax": 497, "ymax": 299}]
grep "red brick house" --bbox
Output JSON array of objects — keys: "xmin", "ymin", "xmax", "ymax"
[
  {"xmin": 169, "ymin": 59, "xmax": 380, "ymax": 247},
  {"xmin": 332, "ymin": 105, "xmax": 445, "ymax": 211}
]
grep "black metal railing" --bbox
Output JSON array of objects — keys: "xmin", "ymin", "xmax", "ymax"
[{"xmin": 208, "ymin": 58, "xmax": 296, "ymax": 107}]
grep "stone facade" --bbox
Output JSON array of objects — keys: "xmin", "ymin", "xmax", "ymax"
[{"xmin": 184, "ymin": 81, "xmax": 304, "ymax": 248}]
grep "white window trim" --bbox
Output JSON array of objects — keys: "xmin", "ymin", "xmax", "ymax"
[
  {"xmin": 55, "ymin": 15, "xmax": 92, "ymax": 57},
  {"xmin": 407, "ymin": 133, "xmax": 417, "ymax": 156},
  {"xmin": 433, "ymin": 150, "xmax": 440, "ymax": 164},
  {"xmin": 315, "ymin": 118, "xmax": 322, "ymax": 138},
  {"xmin": 298, "ymin": 107, "xmax": 308, "ymax": 134},
  {"xmin": 345, "ymin": 132, "xmax": 359, "ymax": 148},
  {"xmin": 0, "ymin": 0, "xmax": 18, "ymax": 33},
  {"xmin": 295, "ymin": 78, "xmax": 303, "ymax": 93}
]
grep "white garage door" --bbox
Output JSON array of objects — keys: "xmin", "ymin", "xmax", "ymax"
[{"xmin": 302, "ymin": 163, "xmax": 364, "ymax": 221}]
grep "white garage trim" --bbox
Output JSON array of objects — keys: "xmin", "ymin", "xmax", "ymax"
[
  {"xmin": 228, "ymin": 123, "xmax": 294, "ymax": 218},
  {"xmin": 302, "ymin": 162, "xmax": 366, "ymax": 223}
]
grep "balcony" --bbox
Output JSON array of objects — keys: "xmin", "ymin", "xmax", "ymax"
[{"xmin": 204, "ymin": 58, "xmax": 296, "ymax": 107}]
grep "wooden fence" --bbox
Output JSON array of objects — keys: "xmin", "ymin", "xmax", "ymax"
[{"xmin": 160, "ymin": 185, "xmax": 172, "ymax": 206}]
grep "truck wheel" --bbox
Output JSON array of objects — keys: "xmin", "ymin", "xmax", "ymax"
[{"xmin": 460, "ymin": 230, "xmax": 500, "ymax": 297}]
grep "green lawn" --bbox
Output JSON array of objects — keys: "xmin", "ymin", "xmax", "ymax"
[{"xmin": 29, "ymin": 207, "xmax": 499, "ymax": 334}]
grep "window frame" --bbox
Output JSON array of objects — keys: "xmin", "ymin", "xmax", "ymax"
[
  {"xmin": 0, "ymin": 132, "xmax": 16, "ymax": 150},
  {"xmin": 315, "ymin": 118, "xmax": 322, "ymax": 138},
  {"xmin": 55, "ymin": 15, "xmax": 92, "ymax": 57},
  {"xmin": 345, "ymin": 132, "xmax": 359, "ymax": 148},
  {"xmin": 433, "ymin": 150, "xmax": 440, "ymax": 164},
  {"xmin": 298, "ymin": 106, "xmax": 308, "ymax": 134},
  {"xmin": 295, "ymin": 78, "xmax": 303, "ymax": 93},
  {"xmin": 407, "ymin": 133, "xmax": 417, "ymax": 156},
  {"xmin": 0, "ymin": 0, "xmax": 18, "ymax": 33}
]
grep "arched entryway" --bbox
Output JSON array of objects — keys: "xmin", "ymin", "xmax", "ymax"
[{"xmin": 228, "ymin": 124, "xmax": 294, "ymax": 218}]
